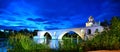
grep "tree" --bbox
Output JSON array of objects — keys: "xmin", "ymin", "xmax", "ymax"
[
  {"xmin": 32, "ymin": 30, "xmax": 39, "ymax": 36},
  {"xmin": 110, "ymin": 16, "xmax": 120, "ymax": 30},
  {"xmin": 23, "ymin": 29, "xmax": 29, "ymax": 33},
  {"xmin": 101, "ymin": 19, "xmax": 110, "ymax": 27}
]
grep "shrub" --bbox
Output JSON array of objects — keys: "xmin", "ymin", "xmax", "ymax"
[{"xmin": 84, "ymin": 30, "xmax": 120, "ymax": 51}]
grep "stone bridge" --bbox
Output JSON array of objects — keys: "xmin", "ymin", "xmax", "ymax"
[{"xmin": 37, "ymin": 26, "xmax": 104, "ymax": 40}]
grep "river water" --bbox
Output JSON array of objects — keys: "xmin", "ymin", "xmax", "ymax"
[{"xmin": 33, "ymin": 38, "xmax": 82, "ymax": 50}]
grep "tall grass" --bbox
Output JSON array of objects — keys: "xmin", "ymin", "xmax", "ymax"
[
  {"xmin": 8, "ymin": 33, "xmax": 50, "ymax": 52},
  {"xmin": 59, "ymin": 37, "xmax": 83, "ymax": 52}
]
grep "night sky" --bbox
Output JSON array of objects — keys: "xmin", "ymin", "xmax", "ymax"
[{"xmin": 0, "ymin": 0, "xmax": 120, "ymax": 30}]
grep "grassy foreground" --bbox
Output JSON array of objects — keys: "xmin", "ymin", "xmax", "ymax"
[{"xmin": 8, "ymin": 33, "xmax": 50, "ymax": 52}]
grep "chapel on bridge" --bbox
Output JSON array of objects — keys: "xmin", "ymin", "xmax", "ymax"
[{"xmin": 86, "ymin": 16, "xmax": 100, "ymax": 27}]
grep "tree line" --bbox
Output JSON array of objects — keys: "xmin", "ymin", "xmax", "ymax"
[{"xmin": 0, "ymin": 29, "xmax": 39, "ymax": 38}]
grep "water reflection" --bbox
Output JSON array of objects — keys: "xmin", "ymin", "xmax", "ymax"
[
  {"xmin": 34, "ymin": 38, "xmax": 60, "ymax": 49},
  {"xmin": 33, "ymin": 38, "xmax": 82, "ymax": 50},
  {"xmin": 49, "ymin": 39, "xmax": 59, "ymax": 49}
]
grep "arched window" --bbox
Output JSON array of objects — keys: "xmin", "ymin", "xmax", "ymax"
[
  {"xmin": 87, "ymin": 29, "xmax": 91, "ymax": 35},
  {"xmin": 95, "ymin": 29, "xmax": 99, "ymax": 33}
]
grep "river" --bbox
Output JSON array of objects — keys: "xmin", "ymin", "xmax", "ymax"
[{"xmin": 33, "ymin": 38, "xmax": 82, "ymax": 50}]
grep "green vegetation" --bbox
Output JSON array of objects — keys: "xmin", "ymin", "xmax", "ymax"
[
  {"xmin": 8, "ymin": 33, "xmax": 50, "ymax": 52},
  {"xmin": 59, "ymin": 32, "xmax": 83, "ymax": 52},
  {"xmin": 59, "ymin": 39, "xmax": 80, "ymax": 52},
  {"xmin": 83, "ymin": 16, "xmax": 120, "ymax": 51}
]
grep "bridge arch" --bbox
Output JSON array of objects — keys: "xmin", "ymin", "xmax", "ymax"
[
  {"xmin": 44, "ymin": 32, "xmax": 52, "ymax": 39},
  {"xmin": 58, "ymin": 30, "xmax": 84, "ymax": 40}
]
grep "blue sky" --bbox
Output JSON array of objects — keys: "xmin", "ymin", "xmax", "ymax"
[{"xmin": 0, "ymin": 0, "xmax": 120, "ymax": 30}]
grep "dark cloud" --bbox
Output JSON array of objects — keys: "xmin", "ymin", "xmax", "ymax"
[
  {"xmin": 43, "ymin": 20, "xmax": 60, "ymax": 24},
  {"xmin": 27, "ymin": 18, "xmax": 47, "ymax": 22}
]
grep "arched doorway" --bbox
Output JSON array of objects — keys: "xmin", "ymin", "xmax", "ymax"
[{"xmin": 87, "ymin": 29, "xmax": 91, "ymax": 35}]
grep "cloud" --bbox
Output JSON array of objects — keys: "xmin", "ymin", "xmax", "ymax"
[
  {"xmin": 27, "ymin": 18, "xmax": 47, "ymax": 22},
  {"xmin": 44, "ymin": 26, "xmax": 59, "ymax": 30},
  {"xmin": 0, "ymin": 25, "xmax": 37, "ymax": 30},
  {"xmin": 0, "ymin": 0, "xmax": 120, "ymax": 30}
]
